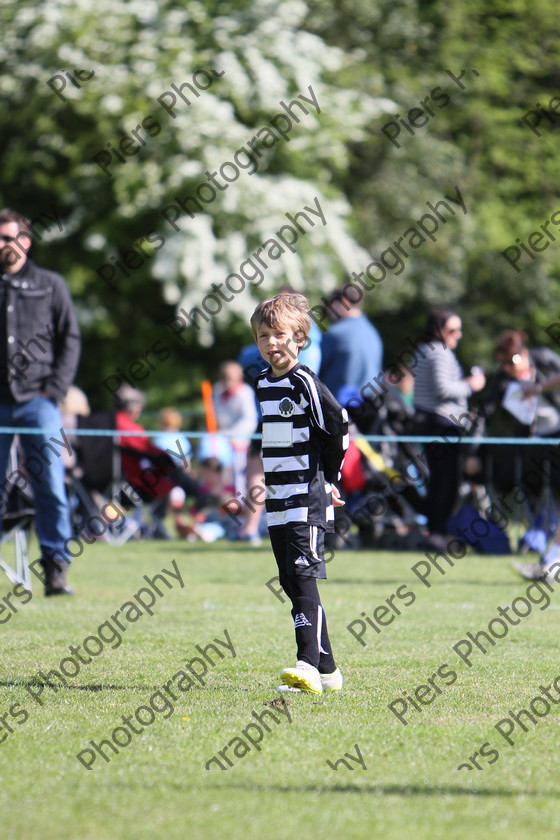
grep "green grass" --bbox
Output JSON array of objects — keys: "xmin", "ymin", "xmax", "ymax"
[{"xmin": 1, "ymin": 536, "xmax": 559, "ymax": 840}]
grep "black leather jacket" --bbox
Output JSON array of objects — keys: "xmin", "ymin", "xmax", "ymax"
[{"xmin": 0, "ymin": 258, "xmax": 81, "ymax": 403}]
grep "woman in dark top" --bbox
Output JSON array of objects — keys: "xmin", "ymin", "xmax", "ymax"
[
  {"xmin": 481, "ymin": 329, "xmax": 560, "ymax": 485},
  {"xmin": 480, "ymin": 329, "xmax": 560, "ymax": 579},
  {"xmin": 413, "ymin": 308, "xmax": 485, "ymax": 547}
]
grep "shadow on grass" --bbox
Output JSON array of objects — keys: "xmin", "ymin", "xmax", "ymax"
[
  {"xmin": 209, "ymin": 779, "xmax": 560, "ymax": 798},
  {"xmin": 328, "ymin": 578, "xmax": 516, "ymax": 587},
  {"xmin": 0, "ymin": 680, "xmax": 160, "ymax": 692},
  {"xmin": 154, "ymin": 544, "xmax": 268, "ymax": 554},
  {"xmin": 145, "ymin": 541, "xmax": 531, "ymax": 571}
]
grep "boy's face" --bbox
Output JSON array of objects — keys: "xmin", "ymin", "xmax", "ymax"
[{"xmin": 255, "ymin": 322, "xmax": 303, "ymax": 377}]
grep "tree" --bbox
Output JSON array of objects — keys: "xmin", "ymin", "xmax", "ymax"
[
  {"xmin": 0, "ymin": 0, "xmax": 394, "ymax": 407},
  {"xmin": 306, "ymin": 0, "xmax": 560, "ymax": 368}
]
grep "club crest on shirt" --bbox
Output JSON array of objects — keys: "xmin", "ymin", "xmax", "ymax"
[{"xmin": 278, "ymin": 398, "xmax": 295, "ymax": 417}]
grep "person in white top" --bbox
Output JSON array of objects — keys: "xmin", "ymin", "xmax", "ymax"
[{"xmin": 212, "ymin": 361, "xmax": 258, "ymax": 496}]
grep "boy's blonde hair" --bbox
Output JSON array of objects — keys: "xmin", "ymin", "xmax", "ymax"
[{"xmin": 250, "ymin": 293, "xmax": 311, "ymax": 346}]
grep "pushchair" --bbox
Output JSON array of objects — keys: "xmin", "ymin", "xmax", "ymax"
[
  {"xmin": 0, "ymin": 440, "xmax": 35, "ymax": 591},
  {"xmin": 339, "ymin": 435, "xmax": 429, "ymax": 550}
]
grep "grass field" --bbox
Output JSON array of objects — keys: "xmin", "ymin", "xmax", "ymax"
[{"xmin": 1, "ymin": 534, "xmax": 559, "ymax": 840}]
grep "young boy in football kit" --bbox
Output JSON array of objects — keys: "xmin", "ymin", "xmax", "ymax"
[{"xmin": 250, "ymin": 293, "xmax": 348, "ymax": 694}]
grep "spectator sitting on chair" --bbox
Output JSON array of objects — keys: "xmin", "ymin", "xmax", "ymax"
[
  {"xmin": 483, "ymin": 329, "xmax": 560, "ymax": 581},
  {"xmin": 175, "ymin": 456, "xmax": 237, "ymax": 542},
  {"xmin": 0, "ymin": 207, "xmax": 81, "ymax": 596},
  {"xmin": 115, "ymin": 385, "xmax": 210, "ymax": 513}
]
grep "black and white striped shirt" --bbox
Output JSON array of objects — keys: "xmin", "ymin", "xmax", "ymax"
[{"xmin": 255, "ymin": 363, "xmax": 349, "ymax": 530}]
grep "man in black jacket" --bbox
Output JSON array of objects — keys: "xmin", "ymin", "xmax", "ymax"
[{"xmin": 0, "ymin": 207, "xmax": 81, "ymax": 595}]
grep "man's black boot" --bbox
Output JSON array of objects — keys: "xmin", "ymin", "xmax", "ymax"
[{"xmin": 40, "ymin": 556, "xmax": 73, "ymax": 596}]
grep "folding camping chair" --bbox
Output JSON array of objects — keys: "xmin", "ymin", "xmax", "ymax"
[
  {"xmin": 71, "ymin": 411, "xmax": 176, "ymax": 542},
  {"xmin": 67, "ymin": 411, "xmax": 141, "ymax": 544},
  {"xmin": 0, "ymin": 439, "xmax": 34, "ymax": 592}
]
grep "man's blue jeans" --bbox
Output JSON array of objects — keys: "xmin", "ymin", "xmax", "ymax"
[{"xmin": 0, "ymin": 396, "xmax": 71, "ymax": 563}]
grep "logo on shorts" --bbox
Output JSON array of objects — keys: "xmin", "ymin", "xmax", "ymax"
[
  {"xmin": 294, "ymin": 555, "xmax": 310, "ymax": 567},
  {"xmin": 278, "ymin": 398, "xmax": 295, "ymax": 417}
]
